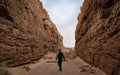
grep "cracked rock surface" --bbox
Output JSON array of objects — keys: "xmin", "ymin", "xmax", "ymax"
[
  {"xmin": 75, "ymin": 0, "xmax": 120, "ymax": 75},
  {"xmin": 0, "ymin": 0, "xmax": 63, "ymax": 67}
]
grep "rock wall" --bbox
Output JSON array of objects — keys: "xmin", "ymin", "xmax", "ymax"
[
  {"xmin": 0, "ymin": 0, "xmax": 63, "ymax": 67},
  {"xmin": 75, "ymin": 0, "xmax": 120, "ymax": 75}
]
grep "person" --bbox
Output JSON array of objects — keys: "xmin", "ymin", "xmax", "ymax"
[{"xmin": 56, "ymin": 49, "xmax": 65, "ymax": 71}]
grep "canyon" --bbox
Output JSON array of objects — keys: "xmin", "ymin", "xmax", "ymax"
[
  {"xmin": 0, "ymin": 0, "xmax": 63, "ymax": 67},
  {"xmin": 75, "ymin": 0, "xmax": 120, "ymax": 75},
  {"xmin": 0, "ymin": 0, "xmax": 120, "ymax": 75}
]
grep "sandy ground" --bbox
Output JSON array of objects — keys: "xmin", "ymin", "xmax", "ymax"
[{"xmin": 5, "ymin": 52, "xmax": 106, "ymax": 75}]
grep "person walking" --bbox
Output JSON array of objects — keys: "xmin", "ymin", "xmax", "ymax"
[{"xmin": 56, "ymin": 49, "xmax": 65, "ymax": 71}]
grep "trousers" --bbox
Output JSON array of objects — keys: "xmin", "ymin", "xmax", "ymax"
[{"xmin": 58, "ymin": 60, "xmax": 62, "ymax": 71}]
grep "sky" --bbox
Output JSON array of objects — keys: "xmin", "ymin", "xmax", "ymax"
[{"xmin": 40, "ymin": 0, "xmax": 84, "ymax": 47}]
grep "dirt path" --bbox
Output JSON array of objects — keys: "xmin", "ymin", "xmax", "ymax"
[{"xmin": 7, "ymin": 54, "xmax": 106, "ymax": 75}]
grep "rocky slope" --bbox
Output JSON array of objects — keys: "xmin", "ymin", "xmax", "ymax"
[
  {"xmin": 0, "ymin": 0, "xmax": 63, "ymax": 67},
  {"xmin": 75, "ymin": 0, "xmax": 120, "ymax": 75}
]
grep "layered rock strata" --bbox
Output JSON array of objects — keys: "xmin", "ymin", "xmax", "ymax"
[
  {"xmin": 0, "ymin": 0, "xmax": 63, "ymax": 67},
  {"xmin": 75, "ymin": 0, "xmax": 120, "ymax": 75}
]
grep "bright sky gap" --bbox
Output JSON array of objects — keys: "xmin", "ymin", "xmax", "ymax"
[{"xmin": 40, "ymin": 0, "xmax": 84, "ymax": 47}]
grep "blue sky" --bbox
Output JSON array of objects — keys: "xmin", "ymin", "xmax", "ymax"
[{"xmin": 40, "ymin": 0, "xmax": 84, "ymax": 47}]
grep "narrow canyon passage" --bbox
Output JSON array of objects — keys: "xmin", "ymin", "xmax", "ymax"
[{"xmin": 0, "ymin": 0, "xmax": 120, "ymax": 75}]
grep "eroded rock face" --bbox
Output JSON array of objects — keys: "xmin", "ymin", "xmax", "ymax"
[
  {"xmin": 75, "ymin": 0, "xmax": 120, "ymax": 75},
  {"xmin": 0, "ymin": 0, "xmax": 63, "ymax": 67}
]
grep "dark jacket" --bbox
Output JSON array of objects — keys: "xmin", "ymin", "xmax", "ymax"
[{"xmin": 56, "ymin": 52, "xmax": 65, "ymax": 62}]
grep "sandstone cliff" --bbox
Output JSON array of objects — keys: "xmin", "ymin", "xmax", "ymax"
[
  {"xmin": 75, "ymin": 0, "xmax": 120, "ymax": 75},
  {"xmin": 0, "ymin": 0, "xmax": 63, "ymax": 67}
]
